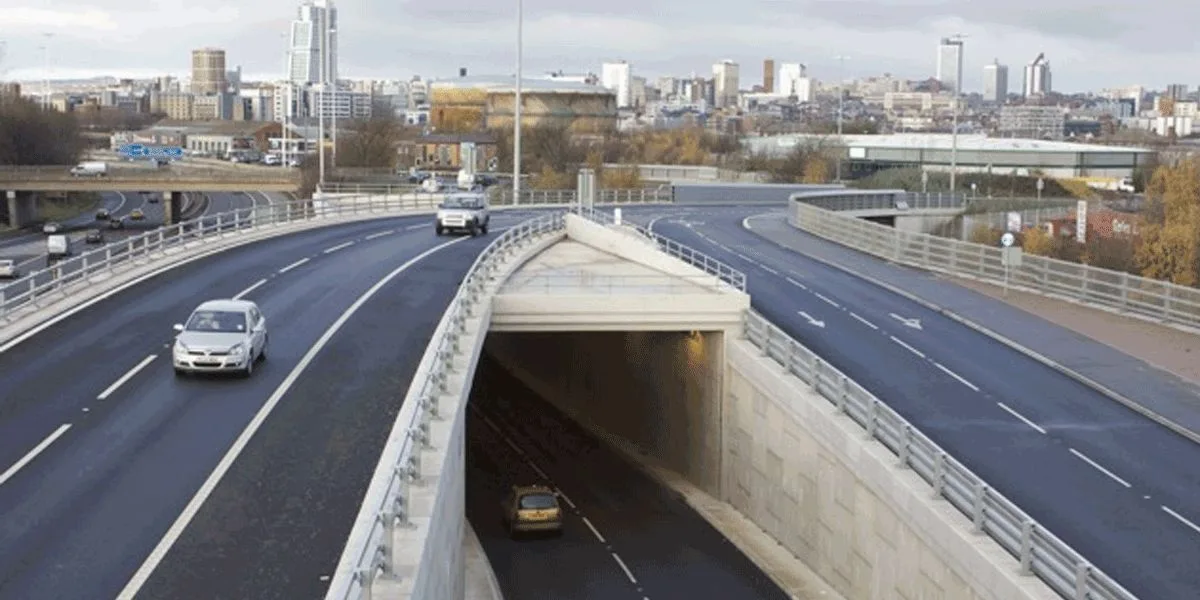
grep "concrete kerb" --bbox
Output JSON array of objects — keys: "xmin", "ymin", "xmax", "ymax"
[
  {"xmin": 0, "ymin": 206, "xmax": 444, "ymax": 352},
  {"xmin": 759, "ymin": 215, "xmax": 1200, "ymax": 447},
  {"xmin": 464, "ymin": 523, "xmax": 503, "ymax": 600},
  {"xmin": 373, "ymin": 226, "xmax": 565, "ymax": 599}
]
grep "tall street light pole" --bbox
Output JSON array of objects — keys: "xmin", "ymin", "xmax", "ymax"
[
  {"xmin": 834, "ymin": 55, "xmax": 849, "ymax": 182},
  {"xmin": 947, "ymin": 33, "xmax": 966, "ymax": 195},
  {"xmin": 328, "ymin": 25, "xmax": 337, "ymax": 169},
  {"xmin": 317, "ymin": 10, "xmax": 326, "ymax": 189},
  {"xmin": 512, "ymin": 0, "xmax": 524, "ymax": 205}
]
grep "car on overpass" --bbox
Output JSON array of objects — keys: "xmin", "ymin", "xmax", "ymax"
[
  {"xmin": 42, "ymin": 221, "xmax": 61, "ymax": 234},
  {"xmin": 95, "ymin": 208, "xmax": 110, "ymax": 220},
  {"xmin": 85, "ymin": 229, "xmax": 105, "ymax": 244},
  {"xmin": 130, "ymin": 208, "xmax": 145, "ymax": 221},
  {"xmin": 172, "ymin": 299, "xmax": 268, "ymax": 378},
  {"xmin": 0, "ymin": 259, "xmax": 18, "ymax": 279},
  {"xmin": 501, "ymin": 484, "xmax": 563, "ymax": 537}
]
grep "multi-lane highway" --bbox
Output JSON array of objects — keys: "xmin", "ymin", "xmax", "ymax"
[
  {"xmin": 637, "ymin": 206, "xmax": 1200, "ymax": 599},
  {"xmin": 0, "ymin": 211, "xmax": 530, "ymax": 600},
  {"xmin": 0, "ymin": 191, "xmax": 291, "ymax": 290},
  {"xmin": 468, "ymin": 357, "xmax": 788, "ymax": 600}
]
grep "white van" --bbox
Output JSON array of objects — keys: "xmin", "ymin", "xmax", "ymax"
[{"xmin": 47, "ymin": 234, "xmax": 71, "ymax": 257}]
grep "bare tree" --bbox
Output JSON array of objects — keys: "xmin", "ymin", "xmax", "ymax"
[
  {"xmin": 336, "ymin": 114, "xmax": 409, "ymax": 168},
  {"xmin": 0, "ymin": 97, "xmax": 85, "ymax": 164}
]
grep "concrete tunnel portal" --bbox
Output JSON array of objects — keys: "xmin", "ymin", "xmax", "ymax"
[{"xmin": 457, "ymin": 214, "xmax": 784, "ymax": 598}]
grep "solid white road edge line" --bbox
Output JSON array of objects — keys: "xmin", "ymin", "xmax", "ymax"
[
  {"xmin": 996, "ymin": 402, "xmax": 1048, "ymax": 435},
  {"xmin": 1162, "ymin": 506, "xmax": 1200, "ymax": 535},
  {"xmin": 323, "ymin": 241, "xmax": 355, "ymax": 254},
  {"xmin": 97, "ymin": 354, "xmax": 158, "ymax": 400},
  {"xmin": 1068, "ymin": 448, "xmax": 1132, "ymax": 488},
  {"xmin": 232, "ymin": 278, "xmax": 267, "ymax": 300},
  {"xmin": 278, "ymin": 257, "xmax": 309, "ymax": 273},
  {"xmin": 115, "ymin": 236, "xmax": 468, "ymax": 600},
  {"xmin": 813, "ymin": 292, "xmax": 840, "ymax": 309},
  {"xmin": 0, "ymin": 424, "xmax": 72, "ymax": 487}
]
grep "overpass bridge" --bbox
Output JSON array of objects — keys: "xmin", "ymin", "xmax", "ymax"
[{"xmin": 0, "ymin": 184, "xmax": 1179, "ymax": 600}]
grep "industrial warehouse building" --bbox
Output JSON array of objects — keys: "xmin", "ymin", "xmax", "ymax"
[
  {"xmin": 429, "ymin": 75, "xmax": 617, "ymax": 134},
  {"xmin": 744, "ymin": 133, "xmax": 1155, "ymax": 179}
]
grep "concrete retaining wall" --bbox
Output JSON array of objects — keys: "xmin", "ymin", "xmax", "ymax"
[
  {"xmin": 723, "ymin": 338, "xmax": 1058, "ymax": 600},
  {"xmin": 485, "ymin": 330, "xmax": 726, "ymax": 496},
  {"xmin": 673, "ymin": 183, "xmax": 843, "ymax": 205}
]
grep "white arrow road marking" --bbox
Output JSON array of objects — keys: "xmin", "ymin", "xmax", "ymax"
[
  {"xmin": 889, "ymin": 313, "xmax": 923, "ymax": 330},
  {"xmin": 798, "ymin": 311, "xmax": 825, "ymax": 328}
]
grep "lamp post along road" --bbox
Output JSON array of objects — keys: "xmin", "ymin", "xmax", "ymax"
[
  {"xmin": 834, "ymin": 55, "xmax": 849, "ymax": 182},
  {"xmin": 328, "ymin": 25, "xmax": 337, "ymax": 169},
  {"xmin": 317, "ymin": 15, "xmax": 326, "ymax": 190},
  {"xmin": 513, "ymin": 0, "xmax": 524, "ymax": 205},
  {"xmin": 947, "ymin": 33, "xmax": 966, "ymax": 194}
]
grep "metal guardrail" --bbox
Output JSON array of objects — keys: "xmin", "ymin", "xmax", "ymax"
[
  {"xmin": 743, "ymin": 311, "xmax": 1134, "ymax": 600},
  {"xmin": 792, "ymin": 196, "xmax": 1200, "ymax": 330},
  {"xmin": 791, "ymin": 189, "xmax": 967, "ymax": 212},
  {"xmin": 0, "ymin": 195, "xmax": 465, "ymax": 321},
  {"xmin": 323, "ymin": 211, "xmax": 567, "ymax": 600},
  {"xmin": 0, "ymin": 165, "xmax": 298, "ymax": 182},
  {"xmin": 506, "ymin": 273, "xmax": 733, "ymax": 294},
  {"xmin": 318, "ymin": 185, "xmax": 674, "ymax": 206},
  {"xmin": 574, "ymin": 206, "xmax": 746, "ymax": 292}
]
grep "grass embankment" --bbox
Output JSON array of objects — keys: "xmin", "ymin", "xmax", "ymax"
[{"xmin": 39, "ymin": 193, "xmax": 101, "ymax": 221}]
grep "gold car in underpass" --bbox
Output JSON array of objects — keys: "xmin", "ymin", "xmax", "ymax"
[{"xmin": 502, "ymin": 484, "xmax": 563, "ymax": 537}]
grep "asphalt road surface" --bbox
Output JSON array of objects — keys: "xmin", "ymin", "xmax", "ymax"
[
  {"xmin": 640, "ymin": 206, "xmax": 1200, "ymax": 599},
  {"xmin": 0, "ymin": 214, "xmax": 528, "ymax": 600},
  {"xmin": 468, "ymin": 357, "xmax": 788, "ymax": 600}
]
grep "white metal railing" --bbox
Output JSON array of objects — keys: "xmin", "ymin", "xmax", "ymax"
[
  {"xmin": 505, "ymin": 273, "xmax": 731, "ymax": 294},
  {"xmin": 323, "ymin": 211, "xmax": 567, "ymax": 600},
  {"xmin": 319, "ymin": 185, "xmax": 674, "ymax": 206},
  {"xmin": 791, "ymin": 197, "xmax": 1200, "ymax": 330},
  {"xmin": 573, "ymin": 206, "xmax": 746, "ymax": 292},
  {"xmin": 743, "ymin": 311, "xmax": 1135, "ymax": 600},
  {"xmin": 0, "ymin": 195, "xmax": 462, "ymax": 323}
]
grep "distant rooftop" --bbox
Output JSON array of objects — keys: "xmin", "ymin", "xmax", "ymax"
[
  {"xmin": 430, "ymin": 75, "xmax": 613, "ymax": 95},
  {"xmin": 767, "ymin": 133, "xmax": 1153, "ymax": 154}
]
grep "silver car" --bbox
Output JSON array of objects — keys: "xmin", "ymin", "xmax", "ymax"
[
  {"xmin": 435, "ymin": 192, "xmax": 490, "ymax": 236},
  {"xmin": 172, "ymin": 299, "xmax": 268, "ymax": 377},
  {"xmin": 0, "ymin": 259, "xmax": 18, "ymax": 279}
]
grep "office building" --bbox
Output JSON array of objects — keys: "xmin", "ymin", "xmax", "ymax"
[
  {"xmin": 777, "ymin": 63, "xmax": 812, "ymax": 102},
  {"xmin": 1166, "ymin": 84, "xmax": 1189, "ymax": 101},
  {"xmin": 191, "ymin": 48, "xmax": 227, "ymax": 95},
  {"xmin": 982, "ymin": 59, "xmax": 1008, "ymax": 104},
  {"xmin": 936, "ymin": 38, "xmax": 963, "ymax": 93},
  {"xmin": 1023, "ymin": 53, "xmax": 1051, "ymax": 98},
  {"xmin": 601, "ymin": 61, "xmax": 632, "ymax": 109},
  {"xmin": 288, "ymin": 0, "xmax": 338, "ymax": 86},
  {"xmin": 712, "ymin": 60, "xmax": 739, "ymax": 108},
  {"xmin": 763, "ymin": 58, "xmax": 775, "ymax": 94}
]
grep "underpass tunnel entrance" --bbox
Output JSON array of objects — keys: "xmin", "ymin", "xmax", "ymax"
[
  {"xmin": 861, "ymin": 215, "xmax": 895, "ymax": 227},
  {"xmin": 465, "ymin": 330, "xmax": 792, "ymax": 599},
  {"xmin": 480, "ymin": 330, "xmax": 725, "ymax": 496}
]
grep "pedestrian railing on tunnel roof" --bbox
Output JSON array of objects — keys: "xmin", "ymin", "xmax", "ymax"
[
  {"xmin": 573, "ymin": 206, "xmax": 747, "ymax": 292},
  {"xmin": 503, "ymin": 272, "xmax": 735, "ymax": 294},
  {"xmin": 789, "ymin": 188, "xmax": 1200, "ymax": 342},
  {"xmin": 789, "ymin": 188, "xmax": 968, "ymax": 213},
  {"xmin": 743, "ymin": 311, "xmax": 1136, "ymax": 600}
]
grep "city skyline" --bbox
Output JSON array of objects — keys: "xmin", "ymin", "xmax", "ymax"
[{"xmin": 0, "ymin": 1, "xmax": 1196, "ymax": 92}]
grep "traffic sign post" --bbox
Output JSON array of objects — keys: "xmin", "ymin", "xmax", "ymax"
[
  {"xmin": 1000, "ymin": 234, "xmax": 1022, "ymax": 297},
  {"xmin": 1036, "ymin": 177, "xmax": 1044, "ymax": 201}
]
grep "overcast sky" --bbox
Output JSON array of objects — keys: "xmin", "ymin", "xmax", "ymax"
[{"xmin": 0, "ymin": 0, "xmax": 1193, "ymax": 93}]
